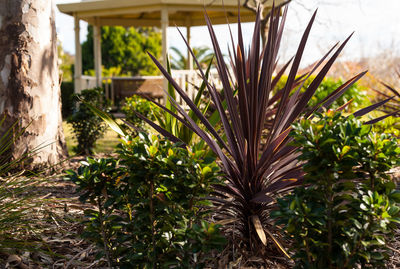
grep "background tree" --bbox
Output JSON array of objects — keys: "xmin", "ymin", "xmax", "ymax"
[
  {"xmin": 0, "ymin": 0, "xmax": 67, "ymax": 166},
  {"xmin": 242, "ymin": 0, "xmax": 291, "ymax": 45},
  {"xmin": 58, "ymin": 40, "xmax": 74, "ymax": 82},
  {"xmin": 82, "ymin": 26, "xmax": 162, "ymax": 76},
  {"xmin": 170, "ymin": 46, "xmax": 214, "ymax": 70}
]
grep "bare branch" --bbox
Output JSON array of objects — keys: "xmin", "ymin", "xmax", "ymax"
[
  {"xmin": 205, "ymin": 0, "xmax": 218, "ymax": 6},
  {"xmin": 243, "ymin": 0, "xmax": 258, "ymax": 12},
  {"xmin": 261, "ymin": 0, "xmax": 291, "ymax": 23}
]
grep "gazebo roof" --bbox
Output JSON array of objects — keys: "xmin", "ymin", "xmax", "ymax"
[{"xmin": 57, "ymin": 0, "xmax": 283, "ymax": 27}]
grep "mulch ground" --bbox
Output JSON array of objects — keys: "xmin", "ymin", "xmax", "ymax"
[
  {"xmin": 1, "ymin": 157, "xmax": 400, "ymax": 269},
  {"xmin": 0, "ymin": 155, "xmax": 106, "ymax": 269}
]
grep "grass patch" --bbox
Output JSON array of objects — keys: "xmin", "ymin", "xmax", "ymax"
[{"xmin": 63, "ymin": 121, "xmax": 120, "ymax": 156}]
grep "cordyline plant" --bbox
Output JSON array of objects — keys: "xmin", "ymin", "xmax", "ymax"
[{"xmin": 132, "ymin": 5, "xmax": 394, "ymax": 259}]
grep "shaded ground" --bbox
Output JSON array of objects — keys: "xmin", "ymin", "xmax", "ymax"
[
  {"xmin": 0, "ymin": 155, "xmax": 107, "ymax": 269},
  {"xmin": 1, "ymin": 158, "xmax": 399, "ymax": 268}
]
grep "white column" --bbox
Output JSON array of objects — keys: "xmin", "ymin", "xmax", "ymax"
[
  {"xmin": 161, "ymin": 8, "xmax": 169, "ymax": 96},
  {"xmin": 74, "ymin": 13, "xmax": 82, "ymax": 93},
  {"xmin": 93, "ymin": 17, "xmax": 102, "ymax": 88},
  {"xmin": 186, "ymin": 15, "xmax": 193, "ymax": 70}
]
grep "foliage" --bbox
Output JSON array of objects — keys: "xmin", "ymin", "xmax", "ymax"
[
  {"xmin": 65, "ymin": 157, "xmax": 124, "ymax": 267},
  {"xmin": 373, "ymin": 77, "xmax": 400, "ymax": 114},
  {"xmin": 65, "ymin": 134, "xmax": 226, "ymax": 268},
  {"xmin": 82, "ymin": 26, "xmax": 161, "ymax": 76},
  {"xmin": 170, "ymin": 46, "xmax": 214, "ymax": 70},
  {"xmin": 373, "ymin": 115, "xmax": 400, "ymax": 137},
  {"xmin": 143, "ymin": 58, "xmax": 215, "ymax": 147},
  {"xmin": 61, "ymin": 81, "xmax": 74, "ymax": 118},
  {"xmin": 273, "ymin": 112, "xmax": 400, "ymax": 268},
  {"xmin": 372, "ymin": 81, "xmax": 400, "ymax": 137},
  {"xmin": 67, "ymin": 88, "xmax": 111, "ymax": 155},
  {"xmin": 121, "ymin": 95, "xmax": 159, "ymax": 132},
  {"xmin": 83, "ymin": 66, "xmax": 123, "ymax": 78},
  {"xmin": 275, "ymin": 75, "xmax": 369, "ymax": 111},
  {"xmin": 85, "ymin": 55, "xmax": 222, "ymax": 151},
  {"xmin": 57, "ymin": 40, "xmax": 74, "ymax": 82},
  {"xmin": 142, "ymin": 5, "xmax": 390, "ymax": 259}
]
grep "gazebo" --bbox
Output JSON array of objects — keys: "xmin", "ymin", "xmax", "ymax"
[{"xmin": 57, "ymin": 0, "xmax": 281, "ymax": 101}]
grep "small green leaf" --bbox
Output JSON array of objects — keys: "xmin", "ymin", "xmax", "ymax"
[
  {"xmin": 370, "ymin": 251, "xmax": 384, "ymax": 260},
  {"xmin": 341, "ymin": 145, "xmax": 351, "ymax": 156},
  {"xmin": 202, "ymin": 166, "xmax": 212, "ymax": 176}
]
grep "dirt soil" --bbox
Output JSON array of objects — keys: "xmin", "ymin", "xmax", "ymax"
[{"xmin": 1, "ymin": 159, "xmax": 400, "ymax": 269}]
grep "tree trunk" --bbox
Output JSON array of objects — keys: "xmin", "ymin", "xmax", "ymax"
[
  {"xmin": 261, "ymin": 19, "xmax": 269, "ymax": 48},
  {"xmin": 242, "ymin": 0, "xmax": 290, "ymax": 47},
  {"xmin": 0, "ymin": 0, "xmax": 67, "ymax": 167}
]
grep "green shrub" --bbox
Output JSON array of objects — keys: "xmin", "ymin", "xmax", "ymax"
[
  {"xmin": 65, "ymin": 134, "xmax": 226, "ymax": 268},
  {"xmin": 65, "ymin": 157, "xmax": 124, "ymax": 267},
  {"xmin": 373, "ymin": 116, "xmax": 400, "ymax": 138},
  {"xmin": 275, "ymin": 76, "xmax": 369, "ymax": 111},
  {"xmin": 121, "ymin": 95, "xmax": 159, "ymax": 132},
  {"xmin": 67, "ymin": 88, "xmax": 111, "ymax": 155},
  {"xmin": 272, "ymin": 112, "xmax": 400, "ymax": 268}
]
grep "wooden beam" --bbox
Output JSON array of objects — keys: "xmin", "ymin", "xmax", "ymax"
[
  {"xmin": 57, "ymin": 0, "xmax": 270, "ymax": 15},
  {"xmin": 74, "ymin": 13, "xmax": 82, "ymax": 93},
  {"xmin": 75, "ymin": 6, "xmax": 163, "ymax": 18},
  {"xmin": 93, "ymin": 17, "xmax": 102, "ymax": 88},
  {"xmin": 189, "ymin": 15, "xmax": 256, "ymax": 26},
  {"xmin": 81, "ymin": 14, "xmax": 256, "ymax": 27},
  {"xmin": 71, "ymin": 4, "xmax": 255, "ymax": 20},
  {"xmin": 161, "ymin": 8, "xmax": 169, "ymax": 102},
  {"xmin": 98, "ymin": 18, "xmax": 163, "ymax": 27},
  {"xmin": 186, "ymin": 15, "xmax": 193, "ymax": 70}
]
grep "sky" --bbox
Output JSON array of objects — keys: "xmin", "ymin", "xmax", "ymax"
[{"xmin": 54, "ymin": 0, "xmax": 400, "ymax": 67}]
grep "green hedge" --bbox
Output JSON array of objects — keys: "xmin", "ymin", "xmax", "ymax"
[{"xmin": 275, "ymin": 76, "xmax": 370, "ymax": 111}]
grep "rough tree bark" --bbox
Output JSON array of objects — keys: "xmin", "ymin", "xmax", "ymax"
[
  {"xmin": 243, "ymin": 0, "xmax": 291, "ymax": 46},
  {"xmin": 0, "ymin": 0, "xmax": 67, "ymax": 167}
]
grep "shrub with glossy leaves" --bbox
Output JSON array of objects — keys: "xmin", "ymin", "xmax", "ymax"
[
  {"xmin": 275, "ymin": 76, "xmax": 369, "ymax": 111},
  {"xmin": 273, "ymin": 112, "xmax": 400, "ymax": 268},
  {"xmin": 65, "ymin": 157, "xmax": 124, "ymax": 267},
  {"xmin": 373, "ymin": 76, "xmax": 400, "ymax": 117},
  {"xmin": 373, "ymin": 82, "xmax": 400, "ymax": 137},
  {"xmin": 373, "ymin": 116, "xmax": 400, "ymax": 138},
  {"xmin": 66, "ymin": 134, "xmax": 226, "ymax": 268},
  {"xmin": 121, "ymin": 95, "xmax": 159, "ymax": 132},
  {"xmin": 68, "ymin": 88, "xmax": 111, "ymax": 155}
]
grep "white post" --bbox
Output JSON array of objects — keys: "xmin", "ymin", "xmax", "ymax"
[
  {"xmin": 186, "ymin": 15, "xmax": 193, "ymax": 71},
  {"xmin": 74, "ymin": 13, "xmax": 82, "ymax": 93},
  {"xmin": 93, "ymin": 17, "xmax": 102, "ymax": 88},
  {"xmin": 161, "ymin": 8, "xmax": 169, "ymax": 100}
]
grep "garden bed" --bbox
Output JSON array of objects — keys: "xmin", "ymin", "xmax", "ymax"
[{"xmin": 1, "ymin": 156, "xmax": 399, "ymax": 268}]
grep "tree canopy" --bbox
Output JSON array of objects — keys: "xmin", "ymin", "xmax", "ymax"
[{"xmin": 82, "ymin": 26, "xmax": 162, "ymax": 76}]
